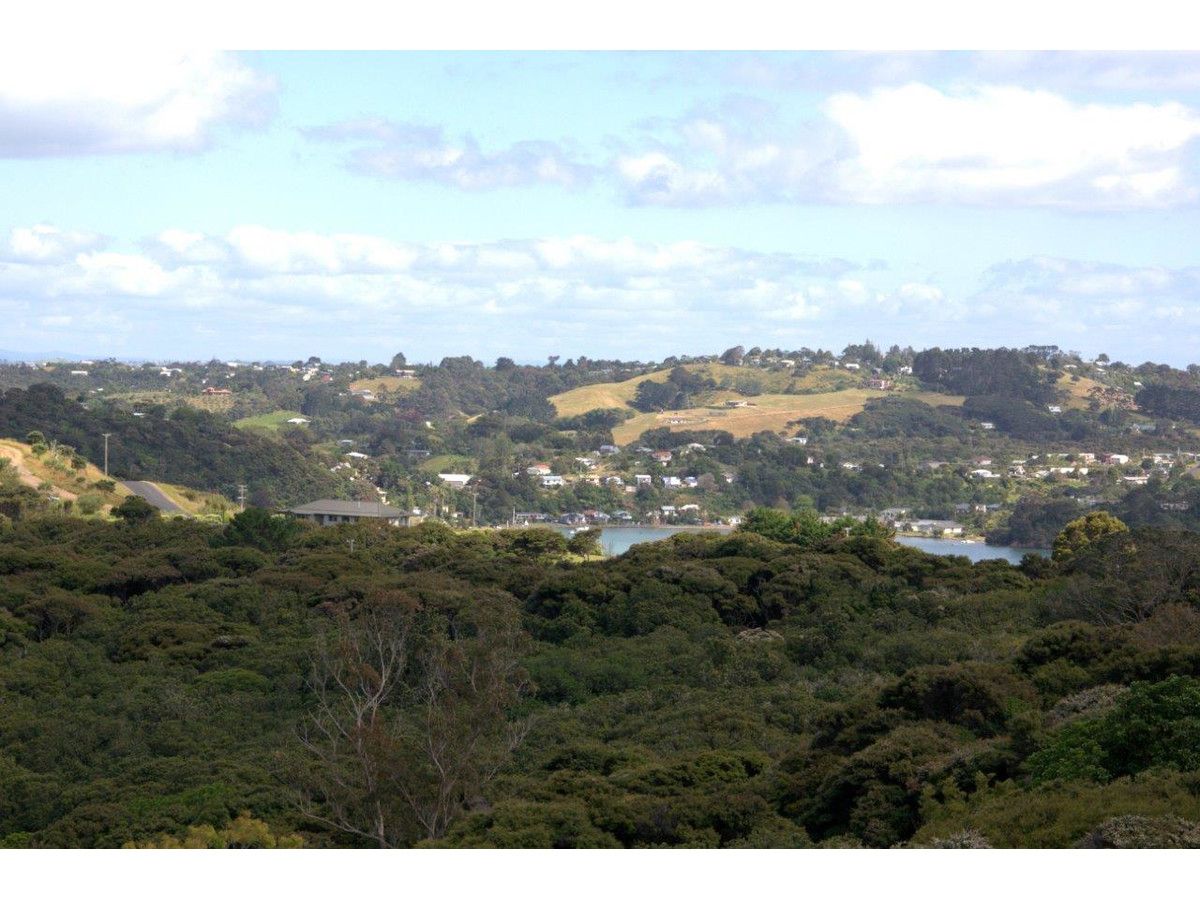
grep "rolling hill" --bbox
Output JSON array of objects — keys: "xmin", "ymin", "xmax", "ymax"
[{"xmin": 550, "ymin": 363, "xmax": 963, "ymax": 443}]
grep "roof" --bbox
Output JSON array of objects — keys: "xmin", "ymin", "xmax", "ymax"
[{"xmin": 289, "ymin": 500, "xmax": 409, "ymax": 518}]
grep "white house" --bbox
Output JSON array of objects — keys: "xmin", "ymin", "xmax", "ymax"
[
  {"xmin": 540, "ymin": 475, "xmax": 565, "ymax": 488},
  {"xmin": 438, "ymin": 473, "xmax": 472, "ymax": 489}
]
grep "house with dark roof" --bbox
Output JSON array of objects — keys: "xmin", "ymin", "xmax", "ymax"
[{"xmin": 288, "ymin": 500, "xmax": 423, "ymax": 527}]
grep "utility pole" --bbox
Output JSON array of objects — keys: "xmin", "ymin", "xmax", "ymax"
[
  {"xmin": 472, "ymin": 489, "xmax": 478, "ymax": 527},
  {"xmin": 101, "ymin": 433, "xmax": 112, "ymax": 477},
  {"xmin": 237, "ymin": 484, "xmax": 247, "ymax": 512}
]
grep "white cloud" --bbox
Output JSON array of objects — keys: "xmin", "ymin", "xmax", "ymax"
[
  {"xmin": 3, "ymin": 224, "xmax": 105, "ymax": 263},
  {"xmin": 974, "ymin": 256, "xmax": 1200, "ymax": 352},
  {"xmin": 614, "ymin": 84, "xmax": 1200, "ymax": 209},
  {"xmin": 0, "ymin": 50, "xmax": 275, "ymax": 157},
  {"xmin": 306, "ymin": 119, "xmax": 595, "ymax": 190},
  {"xmin": 825, "ymin": 84, "xmax": 1200, "ymax": 207},
  {"xmin": 0, "ymin": 224, "xmax": 928, "ymax": 359}
]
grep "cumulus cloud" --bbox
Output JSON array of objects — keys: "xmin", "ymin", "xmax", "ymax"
[
  {"xmin": 825, "ymin": 84, "xmax": 1200, "ymax": 208},
  {"xmin": 972, "ymin": 256, "xmax": 1200, "ymax": 355},
  {"xmin": 0, "ymin": 50, "xmax": 276, "ymax": 157},
  {"xmin": 615, "ymin": 85, "xmax": 1200, "ymax": 209},
  {"xmin": 306, "ymin": 119, "xmax": 596, "ymax": 189},
  {"xmin": 2, "ymin": 224, "xmax": 106, "ymax": 263},
  {"xmin": 0, "ymin": 223, "xmax": 944, "ymax": 360}
]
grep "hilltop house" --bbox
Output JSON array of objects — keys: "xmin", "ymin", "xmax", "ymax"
[
  {"xmin": 438, "ymin": 473, "xmax": 472, "ymax": 489},
  {"xmin": 288, "ymin": 500, "xmax": 423, "ymax": 527}
]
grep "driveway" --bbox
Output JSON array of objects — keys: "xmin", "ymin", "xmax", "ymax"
[{"xmin": 121, "ymin": 481, "xmax": 183, "ymax": 513}]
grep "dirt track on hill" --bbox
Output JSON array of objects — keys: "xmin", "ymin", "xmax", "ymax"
[{"xmin": 0, "ymin": 444, "xmax": 79, "ymax": 501}]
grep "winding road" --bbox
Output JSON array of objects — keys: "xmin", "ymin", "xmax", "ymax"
[{"xmin": 120, "ymin": 481, "xmax": 183, "ymax": 513}]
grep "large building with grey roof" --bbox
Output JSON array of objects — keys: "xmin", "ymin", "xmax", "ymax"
[{"xmin": 287, "ymin": 500, "xmax": 424, "ymax": 527}]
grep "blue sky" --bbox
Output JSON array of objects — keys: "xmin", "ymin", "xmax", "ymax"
[{"xmin": 2, "ymin": 51, "xmax": 1200, "ymax": 364}]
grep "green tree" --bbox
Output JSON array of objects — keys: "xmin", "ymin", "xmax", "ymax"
[
  {"xmin": 113, "ymin": 495, "xmax": 159, "ymax": 523},
  {"xmin": 1052, "ymin": 511, "xmax": 1129, "ymax": 564}
]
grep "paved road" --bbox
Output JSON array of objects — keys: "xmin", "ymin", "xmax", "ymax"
[{"xmin": 121, "ymin": 481, "xmax": 183, "ymax": 513}]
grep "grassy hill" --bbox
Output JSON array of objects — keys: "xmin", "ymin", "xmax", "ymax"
[
  {"xmin": 0, "ymin": 438, "xmax": 133, "ymax": 509},
  {"xmin": 233, "ymin": 410, "xmax": 308, "ymax": 434},
  {"xmin": 0, "ymin": 439, "xmax": 231, "ymax": 518},
  {"xmin": 550, "ymin": 363, "xmax": 962, "ymax": 443},
  {"xmin": 349, "ymin": 375, "xmax": 421, "ymax": 395},
  {"xmin": 610, "ymin": 389, "xmax": 963, "ymax": 443}
]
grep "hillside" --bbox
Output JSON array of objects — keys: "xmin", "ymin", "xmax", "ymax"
[
  {"xmin": 550, "ymin": 363, "xmax": 874, "ymax": 419},
  {"xmin": 611, "ymin": 389, "xmax": 964, "ymax": 443},
  {"xmin": 0, "ymin": 438, "xmax": 133, "ymax": 509},
  {"xmin": 550, "ymin": 362, "xmax": 957, "ymax": 444},
  {"xmin": 0, "ymin": 385, "xmax": 345, "ymax": 507}
]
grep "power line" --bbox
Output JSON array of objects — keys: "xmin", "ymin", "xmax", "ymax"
[{"xmin": 101, "ymin": 433, "xmax": 112, "ymax": 477}]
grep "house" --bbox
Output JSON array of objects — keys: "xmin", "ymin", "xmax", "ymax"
[
  {"xmin": 879, "ymin": 507, "xmax": 910, "ymax": 521},
  {"xmin": 970, "ymin": 469, "xmax": 999, "ymax": 479},
  {"xmin": 286, "ymin": 417, "xmax": 311, "ymax": 425},
  {"xmin": 69, "ymin": 370, "xmax": 90, "ymax": 376},
  {"xmin": 1103, "ymin": 454, "xmax": 1130, "ymax": 465},
  {"xmin": 787, "ymin": 436, "xmax": 809, "ymax": 445},
  {"xmin": 574, "ymin": 457, "xmax": 597, "ymax": 469},
  {"xmin": 1123, "ymin": 474, "xmax": 1150, "ymax": 485},
  {"xmin": 1047, "ymin": 405, "xmax": 1062, "ymax": 414},
  {"xmin": 634, "ymin": 474, "xmax": 652, "ymax": 486},
  {"xmin": 867, "ymin": 378, "xmax": 893, "ymax": 390},
  {"xmin": 540, "ymin": 475, "xmax": 565, "ymax": 488},
  {"xmin": 395, "ymin": 369, "xmax": 418, "ymax": 379},
  {"xmin": 604, "ymin": 476, "xmax": 625, "ymax": 486},
  {"xmin": 843, "ymin": 363, "xmax": 861, "ymax": 371},
  {"xmin": 651, "ymin": 450, "xmax": 673, "ymax": 464},
  {"xmin": 598, "ymin": 444, "xmax": 621, "ymax": 456},
  {"xmin": 288, "ymin": 500, "xmax": 423, "ymax": 527},
  {"xmin": 202, "ymin": 387, "xmax": 231, "ymax": 395},
  {"xmin": 349, "ymin": 389, "xmax": 375, "ymax": 401},
  {"xmin": 438, "ymin": 473, "xmax": 472, "ymax": 489},
  {"xmin": 683, "ymin": 476, "xmax": 699, "ymax": 488},
  {"xmin": 344, "ymin": 451, "xmax": 370, "ymax": 460},
  {"xmin": 902, "ymin": 519, "xmax": 965, "ymax": 537},
  {"xmin": 725, "ymin": 400, "xmax": 750, "ymax": 408},
  {"xmin": 526, "ymin": 463, "xmax": 552, "ymax": 476},
  {"xmin": 685, "ymin": 443, "xmax": 707, "ymax": 453},
  {"xmin": 661, "ymin": 476, "xmax": 683, "ymax": 488},
  {"xmin": 979, "ymin": 422, "xmax": 996, "ymax": 430}
]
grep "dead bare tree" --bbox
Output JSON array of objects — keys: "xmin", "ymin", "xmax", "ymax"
[{"xmin": 293, "ymin": 589, "xmax": 530, "ymax": 847}]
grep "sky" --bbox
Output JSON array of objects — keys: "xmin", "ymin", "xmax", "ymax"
[{"xmin": 2, "ymin": 49, "xmax": 1200, "ymax": 365}]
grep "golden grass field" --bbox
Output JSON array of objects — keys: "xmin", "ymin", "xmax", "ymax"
[
  {"xmin": 1057, "ymin": 373, "xmax": 1128, "ymax": 411},
  {"xmin": 349, "ymin": 375, "xmax": 421, "ymax": 394},
  {"xmin": 610, "ymin": 390, "xmax": 964, "ymax": 444},
  {"xmin": 550, "ymin": 363, "xmax": 962, "ymax": 443}
]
